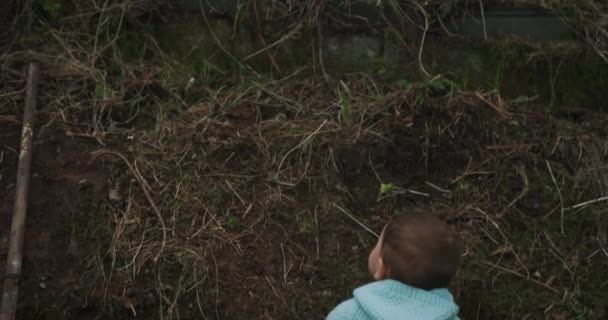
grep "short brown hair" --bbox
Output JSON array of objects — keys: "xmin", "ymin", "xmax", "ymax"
[{"xmin": 381, "ymin": 214, "xmax": 460, "ymax": 290}]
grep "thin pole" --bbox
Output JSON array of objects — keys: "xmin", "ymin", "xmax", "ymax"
[{"xmin": 1, "ymin": 62, "xmax": 39, "ymax": 320}]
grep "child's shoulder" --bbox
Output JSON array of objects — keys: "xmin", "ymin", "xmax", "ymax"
[
  {"xmin": 326, "ymin": 297, "xmax": 366, "ymax": 320},
  {"xmin": 327, "ymin": 280, "xmax": 460, "ymax": 320}
]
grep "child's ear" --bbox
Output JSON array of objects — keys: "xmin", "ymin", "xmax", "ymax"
[{"xmin": 373, "ymin": 257, "xmax": 387, "ymax": 280}]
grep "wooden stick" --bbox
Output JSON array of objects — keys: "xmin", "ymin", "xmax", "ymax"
[{"xmin": 1, "ymin": 62, "xmax": 39, "ymax": 320}]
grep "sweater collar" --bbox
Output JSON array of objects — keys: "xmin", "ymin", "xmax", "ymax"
[{"xmin": 352, "ymin": 279, "xmax": 459, "ymax": 320}]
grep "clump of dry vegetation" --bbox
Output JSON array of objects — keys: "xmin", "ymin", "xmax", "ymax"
[
  {"xmin": 1, "ymin": 0, "xmax": 608, "ymax": 319},
  {"xmin": 576, "ymin": 1, "xmax": 608, "ymax": 62}
]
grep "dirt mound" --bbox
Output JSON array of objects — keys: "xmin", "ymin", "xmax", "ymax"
[
  {"xmin": 2, "ymin": 0, "xmax": 608, "ymax": 318},
  {"xmin": 3, "ymin": 80, "xmax": 607, "ymax": 319}
]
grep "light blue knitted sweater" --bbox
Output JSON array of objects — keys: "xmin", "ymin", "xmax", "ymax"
[{"xmin": 327, "ymin": 280, "xmax": 460, "ymax": 320}]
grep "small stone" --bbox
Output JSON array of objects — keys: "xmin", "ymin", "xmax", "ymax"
[
  {"xmin": 108, "ymin": 186, "xmax": 123, "ymax": 202},
  {"xmin": 78, "ymin": 178, "xmax": 88, "ymax": 185},
  {"xmin": 442, "ymin": 192, "xmax": 454, "ymax": 200},
  {"xmin": 321, "ymin": 290, "xmax": 333, "ymax": 297},
  {"xmin": 39, "ymin": 282, "xmax": 47, "ymax": 289},
  {"xmin": 274, "ymin": 113, "xmax": 287, "ymax": 121},
  {"xmin": 185, "ymin": 77, "xmax": 195, "ymax": 91}
]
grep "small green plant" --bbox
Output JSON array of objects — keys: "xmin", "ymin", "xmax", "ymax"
[
  {"xmin": 225, "ymin": 216, "xmax": 238, "ymax": 229},
  {"xmin": 457, "ymin": 180, "xmax": 471, "ymax": 192},
  {"xmin": 379, "ymin": 182, "xmax": 394, "ymax": 194},
  {"xmin": 454, "ymin": 180, "xmax": 472, "ymax": 205},
  {"xmin": 378, "ymin": 181, "xmax": 398, "ymax": 202},
  {"xmin": 395, "ymin": 79, "xmax": 412, "ymax": 90},
  {"xmin": 377, "ymin": 182, "xmax": 424, "ymax": 202},
  {"xmin": 427, "ymin": 77, "xmax": 457, "ymax": 93},
  {"xmin": 493, "ymin": 58, "xmax": 504, "ymax": 91},
  {"xmin": 155, "ymin": 105, "xmax": 166, "ymax": 133},
  {"xmin": 412, "ymin": 91, "xmax": 425, "ymax": 108},
  {"xmin": 94, "ymin": 83, "xmax": 112, "ymax": 100},
  {"xmin": 376, "ymin": 66, "xmax": 387, "ymax": 76},
  {"xmin": 339, "ymin": 90, "xmax": 352, "ymax": 124},
  {"xmin": 42, "ymin": 0, "xmax": 62, "ymax": 19},
  {"xmin": 296, "ymin": 210, "xmax": 315, "ymax": 234}
]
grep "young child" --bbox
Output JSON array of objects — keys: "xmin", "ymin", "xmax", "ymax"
[{"xmin": 327, "ymin": 214, "xmax": 461, "ymax": 320}]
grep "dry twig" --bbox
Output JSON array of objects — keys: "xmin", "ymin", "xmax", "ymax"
[
  {"xmin": 481, "ymin": 261, "xmax": 559, "ymax": 294},
  {"xmin": 546, "ymin": 161, "xmax": 565, "ymax": 234},
  {"xmin": 334, "ymin": 204, "xmax": 379, "ymax": 238}
]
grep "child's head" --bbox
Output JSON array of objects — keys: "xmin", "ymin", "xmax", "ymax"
[{"xmin": 368, "ymin": 214, "xmax": 460, "ymax": 290}]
